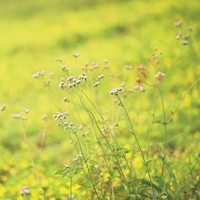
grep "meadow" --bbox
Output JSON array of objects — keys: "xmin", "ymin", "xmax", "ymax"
[{"xmin": 0, "ymin": 0, "xmax": 200, "ymax": 199}]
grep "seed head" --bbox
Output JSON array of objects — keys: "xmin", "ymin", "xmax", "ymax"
[
  {"xmin": 42, "ymin": 115, "xmax": 48, "ymax": 121},
  {"xmin": 137, "ymin": 64, "xmax": 146, "ymax": 77},
  {"xmin": 136, "ymin": 78, "xmax": 142, "ymax": 85},
  {"xmin": 73, "ymin": 52, "xmax": 80, "ymax": 58},
  {"xmin": 76, "ymin": 79, "xmax": 81, "ymax": 85},
  {"xmin": 59, "ymin": 81, "xmax": 66, "ymax": 89},
  {"xmin": 154, "ymin": 71, "xmax": 165, "ymax": 81},
  {"xmin": 97, "ymin": 74, "xmax": 104, "ymax": 80},
  {"xmin": 44, "ymin": 80, "xmax": 51, "ymax": 87},
  {"xmin": 0, "ymin": 105, "xmax": 6, "ymax": 111},
  {"xmin": 55, "ymin": 58, "xmax": 62, "ymax": 63},
  {"xmin": 134, "ymin": 85, "xmax": 145, "ymax": 92},
  {"xmin": 20, "ymin": 186, "xmax": 30, "ymax": 196},
  {"xmin": 67, "ymin": 76, "xmax": 74, "ymax": 82},
  {"xmin": 182, "ymin": 40, "xmax": 189, "ymax": 45},
  {"xmin": 54, "ymin": 111, "xmax": 69, "ymax": 121},
  {"xmin": 176, "ymin": 34, "xmax": 181, "ymax": 40},
  {"xmin": 125, "ymin": 65, "xmax": 132, "ymax": 70},
  {"xmin": 60, "ymin": 64, "xmax": 68, "ymax": 72},
  {"xmin": 117, "ymin": 87, "xmax": 122, "ymax": 92},
  {"xmin": 32, "ymin": 70, "xmax": 45, "ymax": 79},
  {"xmin": 64, "ymin": 97, "xmax": 70, "ymax": 103},
  {"xmin": 110, "ymin": 88, "xmax": 119, "ymax": 96},
  {"xmin": 23, "ymin": 108, "xmax": 29, "ymax": 113},
  {"xmin": 93, "ymin": 81, "xmax": 100, "ymax": 87},
  {"xmin": 174, "ymin": 21, "xmax": 182, "ymax": 27}
]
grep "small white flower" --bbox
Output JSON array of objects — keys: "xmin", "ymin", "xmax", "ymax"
[
  {"xmin": 20, "ymin": 186, "xmax": 30, "ymax": 196},
  {"xmin": 134, "ymin": 85, "xmax": 145, "ymax": 92},
  {"xmin": 154, "ymin": 71, "xmax": 165, "ymax": 81},
  {"xmin": 0, "ymin": 105, "xmax": 6, "ymax": 111},
  {"xmin": 182, "ymin": 40, "xmax": 189, "ymax": 45},
  {"xmin": 73, "ymin": 52, "xmax": 80, "ymax": 58}
]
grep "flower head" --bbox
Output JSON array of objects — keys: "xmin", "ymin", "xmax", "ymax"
[
  {"xmin": 20, "ymin": 186, "xmax": 30, "ymax": 196},
  {"xmin": 154, "ymin": 71, "xmax": 165, "ymax": 81}
]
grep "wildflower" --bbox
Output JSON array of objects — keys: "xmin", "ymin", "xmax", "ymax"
[
  {"xmin": 78, "ymin": 124, "xmax": 84, "ymax": 130},
  {"xmin": 154, "ymin": 71, "xmax": 165, "ymax": 81},
  {"xmin": 54, "ymin": 112, "xmax": 70, "ymax": 121},
  {"xmin": 12, "ymin": 110, "xmax": 28, "ymax": 120},
  {"xmin": 67, "ymin": 76, "xmax": 74, "ymax": 82},
  {"xmin": 32, "ymin": 70, "xmax": 45, "ymax": 79},
  {"xmin": 97, "ymin": 74, "xmax": 104, "ymax": 80},
  {"xmin": 73, "ymin": 52, "xmax": 80, "ymax": 58},
  {"xmin": 39, "ymin": 70, "xmax": 45, "ymax": 76},
  {"xmin": 136, "ymin": 78, "xmax": 142, "ymax": 85},
  {"xmin": 93, "ymin": 81, "xmax": 100, "ymax": 87},
  {"xmin": 134, "ymin": 85, "xmax": 145, "ymax": 92},
  {"xmin": 23, "ymin": 108, "xmax": 29, "ymax": 113},
  {"xmin": 81, "ymin": 63, "xmax": 89, "ymax": 71},
  {"xmin": 12, "ymin": 113, "xmax": 22, "ymax": 119},
  {"xmin": 42, "ymin": 115, "xmax": 48, "ymax": 121},
  {"xmin": 117, "ymin": 87, "xmax": 123, "ymax": 92},
  {"xmin": 110, "ymin": 88, "xmax": 118, "ymax": 95},
  {"xmin": 132, "ymin": 156, "xmax": 143, "ymax": 169},
  {"xmin": 76, "ymin": 79, "xmax": 81, "ymax": 85},
  {"xmin": 182, "ymin": 40, "xmax": 189, "ymax": 45},
  {"xmin": 92, "ymin": 63, "xmax": 99, "ymax": 68},
  {"xmin": 110, "ymin": 87, "xmax": 122, "ymax": 96},
  {"xmin": 44, "ymin": 79, "xmax": 51, "ymax": 87},
  {"xmin": 64, "ymin": 97, "xmax": 70, "ymax": 103},
  {"xmin": 59, "ymin": 81, "xmax": 65, "ymax": 89},
  {"xmin": 125, "ymin": 64, "xmax": 132, "ymax": 70},
  {"xmin": 174, "ymin": 21, "xmax": 182, "ymax": 27},
  {"xmin": 137, "ymin": 64, "xmax": 146, "ymax": 77},
  {"xmin": 82, "ymin": 74, "xmax": 88, "ymax": 81},
  {"xmin": 73, "ymin": 154, "xmax": 83, "ymax": 162},
  {"xmin": 32, "ymin": 73, "xmax": 40, "ymax": 79},
  {"xmin": 55, "ymin": 58, "xmax": 62, "ymax": 63},
  {"xmin": 176, "ymin": 34, "xmax": 181, "ymax": 40},
  {"xmin": 0, "ymin": 105, "xmax": 6, "ymax": 111},
  {"xmin": 60, "ymin": 64, "xmax": 68, "ymax": 72},
  {"xmin": 20, "ymin": 186, "xmax": 30, "ymax": 196},
  {"xmin": 68, "ymin": 84, "xmax": 73, "ymax": 88}
]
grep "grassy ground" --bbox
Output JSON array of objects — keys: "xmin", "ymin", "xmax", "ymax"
[{"xmin": 0, "ymin": 0, "xmax": 199, "ymax": 199}]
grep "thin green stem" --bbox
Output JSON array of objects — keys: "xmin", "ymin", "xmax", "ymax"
[
  {"xmin": 77, "ymin": 94, "xmax": 130, "ymax": 192},
  {"xmin": 79, "ymin": 88, "xmax": 104, "ymax": 121},
  {"xmin": 77, "ymin": 89, "xmax": 135, "ymax": 183},
  {"xmin": 74, "ymin": 131, "xmax": 101, "ymax": 200},
  {"xmin": 117, "ymin": 97, "xmax": 155, "ymax": 197},
  {"xmin": 60, "ymin": 119, "xmax": 101, "ymax": 200},
  {"xmin": 156, "ymin": 86, "xmax": 167, "ymax": 177}
]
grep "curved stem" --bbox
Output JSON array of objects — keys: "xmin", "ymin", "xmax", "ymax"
[
  {"xmin": 117, "ymin": 97, "xmax": 155, "ymax": 196},
  {"xmin": 60, "ymin": 119, "xmax": 101, "ymax": 200},
  {"xmin": 74, "ymin": 132, "xmax": 101, "ymax": 200},
  {"xmin": 77, "ymin": 94, "xmax": 130, "ymax": 192},
  {"xmin": 79, "ymin": 88, "xmax": 104, "ymax": 121}
]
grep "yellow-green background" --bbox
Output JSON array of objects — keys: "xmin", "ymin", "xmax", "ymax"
[{"xmin": 0, "ymin": 0, "xmax": 199, "ymax": 199}]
